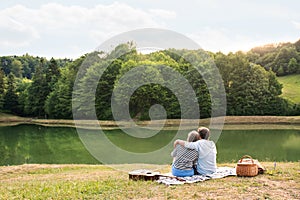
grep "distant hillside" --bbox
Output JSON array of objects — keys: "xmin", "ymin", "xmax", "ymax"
[
  {"xmin": 277, "ymin": 74, "xmax": 300, "ymax": 104},
  {"xmin": 248, "ymin": 39, "xmax": 300, "ymax": 76}
]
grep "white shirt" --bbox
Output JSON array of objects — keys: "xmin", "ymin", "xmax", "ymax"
[{"xmin": 184, "ymin": 139, "xmax": 217, "ymax": 174}]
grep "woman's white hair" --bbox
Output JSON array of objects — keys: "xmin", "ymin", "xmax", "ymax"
[{"xmin": 187, "ymin": 130, "xmax": 199, "ymax": 142}]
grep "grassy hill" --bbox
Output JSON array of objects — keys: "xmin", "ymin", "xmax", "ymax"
[{"xmin": 277, "ymin": 74, "xmax": 300, "ymax": 104}]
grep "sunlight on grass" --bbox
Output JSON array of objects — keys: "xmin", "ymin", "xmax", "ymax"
[
  {"xmin": 0, "ymin": 163, "xmax": 299, "ymax": 199},
  {"xmin": 278, "ymin": 74, "xmax": 300, "ymax": 103}
]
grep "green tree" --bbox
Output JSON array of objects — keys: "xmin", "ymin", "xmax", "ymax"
[
  {"xmin": 215, "ymin": 52, "xmax": 284, "ymax": 115},
  {"xmin": 25, "ymin": 59, "xmax": 48, "ymax": 117},
  {"xmin": 113, "ymin": 61, "xmax": 165, "ymax": 120},
  {"xmin": 178, "ymin": 50, "xmax": 214, "ymax": 118},
  {"xmin": 72, "ymin": 45, "xmax": 137, "ymax": 120},
  {"xmin": 95, "ymin": 59, "xmax": 122, "ymax": 119},
  {"xmin": 46, "ymin": 58, "xmax": 60, "ymax": 89},
  {"xmin": 249, "ymin": 41, "xmax": 300, "ymax": 76},
  {"xmin": 3, "ymin": 73, "xmax": 19, "ymax": 113},
  {"xmin": 16, "ymin": 78, "xmax": 32, "ymax": 115},
  {"xmin": 20, "ymin": 54, "xmax": 40, "ymax": 79},
  {"xmin": 271, "ymin": 46, "xmax": 299, "ymax": 75},
  {"xmin": 11, "ymin": 59, "xmax": 23, "ymax": 78},
  {"xmin": 45, "ymin": 56, "xmax": 84, "ymax": 119},
  {"xmin": 295, "ymin": 39, "xmax": 300, "ymax": 52},
  {"xmin": 0, "ymin": 69, "xmax": 5, "ymax": 110},
  {"xmin": 288, "ymin": 58, "xmax": 299, "ymax": 74},
  {"xmin": 0, "ymin": 57, "xmax": 12, "ymax": 75}
]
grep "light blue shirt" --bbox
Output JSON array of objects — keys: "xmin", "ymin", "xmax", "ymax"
[{"xmin": 184, "ymin": 139, "xmax": 217, "ymax": 175}]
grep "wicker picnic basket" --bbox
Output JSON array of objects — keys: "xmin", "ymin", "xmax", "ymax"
[{"xmin": 236, "ymin": 155, "xmax": 258, "ymax": 177}]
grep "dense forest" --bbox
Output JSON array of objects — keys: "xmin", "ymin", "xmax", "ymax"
[{"xmin": 0, "ymin": 39, "xmax": 300, "ymax": 120}]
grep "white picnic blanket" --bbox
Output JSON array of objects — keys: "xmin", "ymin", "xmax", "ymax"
[{"xmin": 157, "ymin": 167, "xmax": 236, "ymax": 185}]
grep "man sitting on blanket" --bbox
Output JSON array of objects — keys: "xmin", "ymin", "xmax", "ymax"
[{"xmin": 174, "ymin": 127, "xmax": 217, "ymax": 175}]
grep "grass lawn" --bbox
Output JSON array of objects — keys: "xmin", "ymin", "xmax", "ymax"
[
  {"xmin": 0, "ymin": 162, "xmax": 299, "ymax": 199},
  {"xmin": 277, "ymin": 74, "xmax": 300, "ymax": 104}
]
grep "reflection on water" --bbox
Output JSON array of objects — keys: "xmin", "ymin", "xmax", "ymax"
[
  {"xmin": 0, "ymin": 125, "xmax": 299, "ymax": 165},
  {"xmin": 282, "ymin": 134, "xmax": 300, "ymax": 160},
  {"xmin": 216, "ymin": 129, "xmax": 300, "ymax": 162},
  {"xmin": 0, "ymin": 125, "xmax": 99, "ymax": 165},
  {"xmin": 282, "ymin": 134, "xmax": 300, "ymax": 149},
  {"xmin": 103, "ymin": 128, "xmax": 177, "ymax": 153}
]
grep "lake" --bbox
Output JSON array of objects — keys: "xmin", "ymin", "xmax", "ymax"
[{"xmin": 0, "ymin": 124, "xmax": 299, "ymax": 165}]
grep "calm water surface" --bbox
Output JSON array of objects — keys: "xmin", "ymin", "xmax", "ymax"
[{"xmin": 0, "ymin": 124, "xmax": 299, "ymax": 165}]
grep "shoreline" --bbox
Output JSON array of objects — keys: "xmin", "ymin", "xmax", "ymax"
[{"xmin": 1, "ymin": 115, "xmax": 300, "ymax": 130}]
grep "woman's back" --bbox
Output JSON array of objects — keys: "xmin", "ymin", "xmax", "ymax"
[{"xmin": 171, "ymin": 144, "xmax": 198, "ymax": 170}]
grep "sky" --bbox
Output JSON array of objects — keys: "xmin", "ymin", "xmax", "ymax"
[{"xmin": 0, "ymin": 0, "xmax": 300, "ymax": 59}]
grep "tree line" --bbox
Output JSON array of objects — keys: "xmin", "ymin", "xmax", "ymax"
[
  {"xmin": 0, "ymin": 40, "xmax": 300, "ymax": 119},
  {"xmin": 248, "ymin": 39, "xmax": 300, "ymax": 76}
]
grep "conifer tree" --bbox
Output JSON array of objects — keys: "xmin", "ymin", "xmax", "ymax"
[
  {"xmin": 0, "ymin": 69, "xmax": 5, "ymax": 110},
  {"xmin": 3, "ymin": 73, "xmax": 19, "ymax": 113},
  {"xmin": 25, "ymin": 59, "xmax": 48, "ymax": 117}
]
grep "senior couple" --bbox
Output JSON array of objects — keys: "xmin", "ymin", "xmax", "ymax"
[{"xmin": 172, "ymin": 127, "xmax": 217, "ymax": 177}]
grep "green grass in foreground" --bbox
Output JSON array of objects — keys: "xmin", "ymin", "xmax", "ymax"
[
  {"xmin": 0, "ymin": 162, "xmax": 299, "ymax": 199},
  {"xmin": 278, "ymin": 74, "xmax": 300, "ymax": 104}
]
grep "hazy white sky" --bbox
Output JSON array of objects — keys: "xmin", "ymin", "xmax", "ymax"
[{"xmin": 0, "ymin": 0, "xmax": 299, "ymax": 58}]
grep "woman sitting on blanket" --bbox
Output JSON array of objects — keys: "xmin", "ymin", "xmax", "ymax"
[
  {"xmin": 171, "ymin": 130, "xmax": 199, "ymax": 177},
  {"xmin": 174, "ymin": 127, "xmax": 217, "ymax": 175}
]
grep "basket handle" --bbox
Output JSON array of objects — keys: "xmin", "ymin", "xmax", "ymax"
[{"xmin": 238, "ymin": 155, "xmax": 254, "ymax": 163}]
